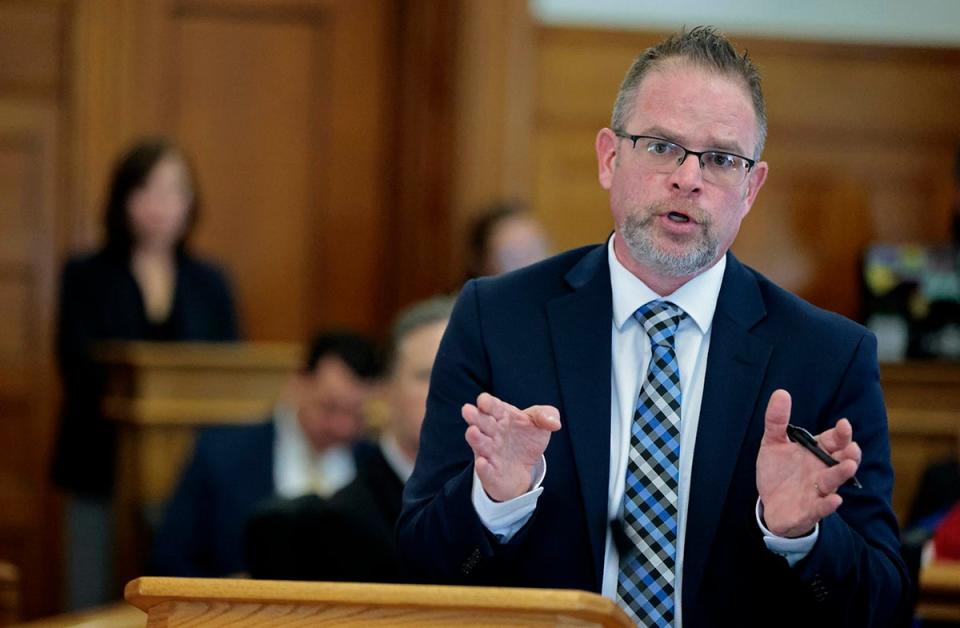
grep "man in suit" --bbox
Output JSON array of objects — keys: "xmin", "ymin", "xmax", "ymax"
[
  {"xmin": 150, "ymin": 330, "xmax": 382, "ymax": 577},
  {"xmin": 397, "ymin": 26, "xmax": 907, "ymax": 627},
  {"xmin": 244, "ymin": 296, "xmax": 454, "ymax": 582}
]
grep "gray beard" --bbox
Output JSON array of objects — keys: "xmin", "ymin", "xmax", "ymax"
[{"xmin": 621, "ymin": 210, "xmax": 718, "ymax": 277}]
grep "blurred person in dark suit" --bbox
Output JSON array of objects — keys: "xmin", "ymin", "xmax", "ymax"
[
  {"xmin": 151, "ymin": 331, "xmax": 382, "ymax": 577},
  {"xmin": 465, "ymin": 201, "xmax": 550, "ymax": 281},
  {"xmin": 53, "ymin": 138, "xmax": 240, "ymax": 609},
  {"xmin": 244, "ymin": 296, "xmax": 453, "ymax": 583}
]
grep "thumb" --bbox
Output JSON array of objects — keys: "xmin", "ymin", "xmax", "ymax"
[
  {"xmin": 526, "ymin": 405, "xmax": 562, "ymax": 432},
  {"xmin": 762, "ymin": 389, "xmax": 791, "ymax": 445}
]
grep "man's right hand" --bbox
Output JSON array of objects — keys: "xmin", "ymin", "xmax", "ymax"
[{"xmin": 462, "ymin": 392, "xmax": 561, "ymax": 502}]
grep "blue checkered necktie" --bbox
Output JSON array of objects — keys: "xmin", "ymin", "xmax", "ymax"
[{"xmin": 618, "ymin": 300, "xmax": 686, "ymax": 627}]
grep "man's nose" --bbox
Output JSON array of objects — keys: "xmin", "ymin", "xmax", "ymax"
[{"xmin": 669, "ymin": 153, "xmax": 703, "ymax": 193}]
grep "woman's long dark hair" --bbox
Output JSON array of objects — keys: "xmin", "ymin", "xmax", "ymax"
[{"xmin": 102, "ymin": 138, "xmax": 200, "ymax": 259}]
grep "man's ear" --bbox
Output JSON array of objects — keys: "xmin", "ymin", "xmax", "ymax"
[
  {"xmin": 596, "ymin": 128, "xmax": 619, "ymax": 190},
  {"xmin": 743, "ymin": 160, "xmax": 768, "ymax": 210}
]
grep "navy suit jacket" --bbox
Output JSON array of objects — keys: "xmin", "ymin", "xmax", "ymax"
[
  {"xmin": 54, "ymin": 249, "xmax": 239, "ymax": 496},
  {"xmin": 397, "ymin": 244, "xmax": 907, "ymax": 627}
]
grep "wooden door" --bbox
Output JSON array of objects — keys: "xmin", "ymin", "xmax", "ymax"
[{"xmin": 0, "ymin": 2, "xmax": 68, "ymax": 618}]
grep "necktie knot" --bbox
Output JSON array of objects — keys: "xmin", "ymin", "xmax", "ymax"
[{"xmin": 634, "ymin": 300, "xmax": 685, "ymax": 348}]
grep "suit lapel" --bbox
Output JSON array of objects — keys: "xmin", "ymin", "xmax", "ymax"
[
  {"xmin": 547, "ymin": 245, "xmax": 612, "ymax": 592},
  {"xmin": 682, "ymin": 254, "xmax": 772, "ymax": 610}
]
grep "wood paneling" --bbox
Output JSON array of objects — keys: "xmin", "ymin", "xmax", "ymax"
[
  {"xmin": 884, "ymin": 361, "xmax": 960, "ymax": 522},
  {"xmin": 159, "ymin": 0, "xmax": 394, "ymax": 339},
  {"xmin": 170, "ymin": 5, "xmax": 327, "ymax": 340},
  {"xmin": 0, "ymin": 5, "xmax": 68, "ymax": 621},
  {"xmin": 0, "ymin": 101, "xmax": 62, "ymax": 619},
  {"xmin": 68, "ymin": 0, "xmax": 169, "ymax": 249},
  {"xmin": 447, "ymin": 0, "xmax": 535, "ymax": 285},
  {"xmin": 0, "ymin": 1, "xmax": 64, "ymax": 98},
  {"xmin": 532, "ymin": 27, "xmax": 960, "ymax": 318}
]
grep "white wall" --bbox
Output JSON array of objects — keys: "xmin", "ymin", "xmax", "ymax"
[{"xmin": 530, "ymin": 0, "xmax": 960, "ymax": 47}]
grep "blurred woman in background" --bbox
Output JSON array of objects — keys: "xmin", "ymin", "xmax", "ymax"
[
  {"xmin": 464, "ymin": 200, "xmax": 551, "ymax": 281},
  {"xmin": 52, "ymin": 138, "xmax": 240, "ymax": 609}
]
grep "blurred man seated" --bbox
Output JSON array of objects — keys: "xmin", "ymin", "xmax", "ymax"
[
  {"xmin": 244, "ymin": 296, "xmax": 453, "ymax": 583},
  {"xmin": 150, "ymin": 330, "xmax": 382, "ymax": 577}
]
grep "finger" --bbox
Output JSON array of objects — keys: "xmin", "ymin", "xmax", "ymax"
[
  {"xmin": 816, "ymin": 418, "xmax": 853, "ymax": 454},
  {"xmin": 833, "ymin": 441, "xmax": 862, "ymax": 467},
  {"xmin": 814, "ymin": 493, "xmax": 843, "ymax": 520},
  {"xmin": 464, "ymin": 425, "xmax": 494, "ymax": 458},
  {"xmin": 761, "ymin": 389, "xmax": 792, "ymax": 445},
  {"xmin": 462, "ymin": 404, "xmax": 499, "ymax": 436},
  {"xmin": 476, "ymin": 392, "xmax": 524, "ymax": 423},
  {"xmin": 815, "ymin": 459, "xmax": 859, "ymax": 494},
  {"xmin": 525, "ymin": 405, "xmax": 562, "ymax": 432},
  {"xmin": 475, "ymin": 456, "xmax": 498, "ymax": 483}
]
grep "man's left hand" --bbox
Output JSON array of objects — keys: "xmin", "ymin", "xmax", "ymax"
[{"xmin": 756, "ymin": 389, "xmax": 862, "ymax": 538}]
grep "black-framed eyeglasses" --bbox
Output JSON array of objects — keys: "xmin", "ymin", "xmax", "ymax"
[{"xmin": 613, "ymin": 131, "xmax": 756, "ymax": 187}]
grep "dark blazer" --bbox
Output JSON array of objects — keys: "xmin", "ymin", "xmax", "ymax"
[
  {"xmin": 245, "ymin": 443, "xmax": 406, "ymax": 582},
  {"xmin": 53, "ymin": 249, "xmax": 239, "ymax": 496},
  {"xmin": 151, "ymin": 421, "xmax": 275, "ymax": 577},
  {"xmin": 397, "ymin": 244, "xmax": 908, "ymax": 627}
]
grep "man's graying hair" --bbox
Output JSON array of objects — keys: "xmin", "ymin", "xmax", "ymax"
[
  {"xmin": 386, "ymin": 295, "xmax": 455, "ymax": 372},
  {"xmin": 611, "ymin": 26, "xmax": 767, "ymax": 159}
]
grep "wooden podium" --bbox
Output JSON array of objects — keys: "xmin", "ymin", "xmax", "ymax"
[
  {"xmin": 124, "ymin": 577, "xmax": 633, "ymax": 627},
  {"xmin": 917, "ymin": 560, "xmax": 960, "ymax": 622},
  {"xmin": 882, "ymin": 361, "xmax": 960, "ymax": 522},
  {"xmin": 96, "ymin": 341, "xmax": 301, "ymax": 589}
]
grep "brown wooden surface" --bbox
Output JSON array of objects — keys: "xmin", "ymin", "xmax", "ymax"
[
  {"xmin": 11, "ymin": 602, "xmax": 143, "ymax": 628},
  {"xmin": 99, "ymin": 341, "xmax": 299, "ymax": 589},
  {"xmin": 0, "ymin": 1, "xmax": 68, "ymax": 618},
  {"xmin": 917, "ymin": 560, "xmax": 960, "ymax": 622},
  {"xmin": 0, "ymin": 560, "xmax": 20, "ymax": 627},
  {"xmin": 448, "ymin": 0, "xmax": 536, "ymax": 283},
  {"xmin": 883, "ymin": 361, "xmax": 960, "ymax": 523},
  {"xmin": 125, "ymin": 577, "xmax": 633, "ymax": 627}
]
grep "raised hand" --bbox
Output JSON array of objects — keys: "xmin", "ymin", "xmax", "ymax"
[
  {"xmin": 756, "ymin": 389, "xmax": 862, "ymax": 537},
  {"xmin": 462, "ymin": 392, "xmax": 561, "ymax": 502}
]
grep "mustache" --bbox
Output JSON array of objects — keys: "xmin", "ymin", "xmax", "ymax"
[{"xmin": 641, "ymin": 201, "xmax": 710, "ymax": 225}]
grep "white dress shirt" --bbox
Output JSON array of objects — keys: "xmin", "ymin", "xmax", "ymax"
[
  {"xmin": 380, "ymin": 432, "xmax": 415, "ymax": 484},
  {"xmin": 273, "ymin": 403, "xmax": 356, "ymax": 498},
  {"xmin": 471, "ymin": 237, "xmax": 815, "ymax": 624}
]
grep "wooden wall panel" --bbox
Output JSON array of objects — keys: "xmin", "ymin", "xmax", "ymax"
[
  {"xmin": 446, "ymin": 0, "xmax": 534, "ymax": 285},
  {"xmin": 169, "ymin": 7, "xmax": 324, "ymax": 340},
  {"xmin": 0, "ymin": 101, "xmax": 62, "ymax": 620},
  {"xmin": 0, "ymin": 1, "xmax": 63, "ymax": 98},
  {"xmin": 161, "ymin": 0, "xmax": 394, "ymax": 339},
  {"xmin": 0, "ymin": 4, "xmax": 67, "ymax": 620},
  {"xmin": 533, "ymin": 27, "xmax": 960, "ymax": 318}
]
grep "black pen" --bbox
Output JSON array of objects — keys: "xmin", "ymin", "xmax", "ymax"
[{"xmin": 785, "ymin": 424, "xmax": 863, "ymax": 489}]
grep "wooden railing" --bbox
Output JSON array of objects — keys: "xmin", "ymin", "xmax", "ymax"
[{"xmin": 123, "ymin": 577, "xmax": 632, "ymax": 627}]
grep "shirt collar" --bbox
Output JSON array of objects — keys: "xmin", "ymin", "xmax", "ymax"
[
  {"xmin": 379, "ymin": 432, "xmax": 415, "ymax": 483},
  {"xmin": 607, "ymin": 235, "xmax": 725, "ymax": 335},
  {"xmin": 274, "ymin": 401, "xmax": 305, "ymax": 448}
]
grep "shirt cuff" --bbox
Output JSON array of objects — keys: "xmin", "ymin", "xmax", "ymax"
[
  {"xmin": 471, "ymin": 456, "xmax": 546, "ymax": 542},
  {"xmin": 756, "ymin": 498, "xmax": 818, "ymax": 567}
]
